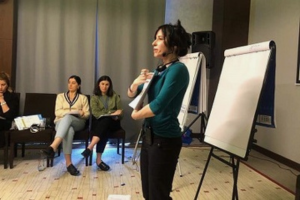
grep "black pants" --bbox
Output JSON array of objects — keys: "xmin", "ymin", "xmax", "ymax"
[
  {"xmin": 0, "ymin": 131, "xmax": 4, "ymax": 147},
  {"xmin": 140, "ymin": 128, "xmax": 182, "ymax": 200},
  {"xmin": 0, "ymin": 119, "xmax": 11, "ymax": 147},
  {"xmin": 92, "ymin": 117, "xmax": 121, "ymax": 153}
]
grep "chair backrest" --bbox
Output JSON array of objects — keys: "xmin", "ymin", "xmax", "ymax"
[
  {"xmin": 11, "ymin": 92, "xmax": 21, "ymax": 118},
  {"xmin": 73, "ymin": 94, "xmax": 91, "ymax": 132},
  {"xmin": 86, "ymin": 94, "xmax": 90, "ymax": 103},
  {"xmin": 23, "ymin": 93, "xmax": 57, "ymax": 127},
  {"xmin": 73, "ymin": 94, "xmax": 91, "ymax": 143},
  {"xmin": 14, "ymin": 92, "xmax": 20, "ymax": 113},
  {"xmin": 84, "ymin": 94, "xmax": 91, "ymax": 130}
]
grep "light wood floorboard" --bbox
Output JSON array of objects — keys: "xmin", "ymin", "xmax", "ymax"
[{"xmin": 0, "ymin": 145, "xmax": 296, "ymax": 200}]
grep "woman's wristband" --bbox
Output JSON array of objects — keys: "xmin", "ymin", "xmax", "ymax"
[{"xmin": 0, "ymin": 101, "xmax": 6, "ymax": 106}]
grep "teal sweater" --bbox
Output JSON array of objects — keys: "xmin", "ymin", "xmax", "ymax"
[{"xmin": 139, "ymin": 62, "xmax": 189, "ymax": 138}]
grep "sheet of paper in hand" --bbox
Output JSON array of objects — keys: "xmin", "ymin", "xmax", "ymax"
[{"xmin": 129, "ymin": 72, "xmax": 154, "ymax": 109}]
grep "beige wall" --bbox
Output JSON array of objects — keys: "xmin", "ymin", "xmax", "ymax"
[{"xmin": 249, "ymin": 0, "xmax": 300, "ymax": 163}]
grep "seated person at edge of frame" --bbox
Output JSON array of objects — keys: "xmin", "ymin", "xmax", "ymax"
[
  {"xmin": 0, "ymin": 72, "xmax": 19, "ymax": 148},
  {"xmin": 42, "ymin": 75, "xmax": 90, "ymax": 176},
  {"xmin": 127, "ymin": 20, "xmax": 191, "ymax": 200},
  {"xmin": 81, "ymin": 75, "xmax": 123, "ymax": 171}
]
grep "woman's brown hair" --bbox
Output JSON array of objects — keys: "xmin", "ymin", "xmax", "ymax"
[{"xmin": 0, "ymin": 71, "xmax": 13, "ymax": 92}]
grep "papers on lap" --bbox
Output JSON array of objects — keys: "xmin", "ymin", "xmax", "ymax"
[
  {"xmin": 67, "ymin": 110, "xmax": 80, "ymax": 117},
  {"xmin": 97, "ymin": 114, "xmax": 120, "ymax": 120}
]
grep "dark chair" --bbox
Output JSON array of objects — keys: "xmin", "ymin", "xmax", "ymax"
[
  {"xmin": 73, "ymin": 95, "xmax": 91, "ymax": 166},
  {"xmin": 7, "ymin": 93, "xmax": 57, "ymax": 169},
  {"xmin": 109, "ymin": 95, "xmax": 126, "ymax": 164},
  {"xmin": 56, "ymin": 95, "xmax": 92, "ymax": 166},
  {"xmin": 108, "ymin": 128, "xmax": 126, "ymax": 164}
]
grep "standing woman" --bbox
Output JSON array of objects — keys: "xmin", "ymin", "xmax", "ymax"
[
  {"xmin": 0, "ymin": 72, "xmax": 19, "ymax": 147},
  {"xmin": 42, "ymin": 75, "xmax": 90, "ymax": 176},
  {"xmin": 81, "ymin": 75, "xmax": 123, "ymax": 171},
  {"xmin": 127, "ymin": 20, "xmax": 191, "ymax": 200}
]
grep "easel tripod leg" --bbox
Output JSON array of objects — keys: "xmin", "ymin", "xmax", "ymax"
[
  {"xmin": 132, "ymin": 129, "xmax": 142, "ymax": 166},
  {"xmin": 194, "ymin": 147, "xmax": 214, "ymax": 200},
  {"xmin": 231, "ymin": 157, "xmax": 240, "ymax": 200},
  {"xmin": 177, "ymin": 159, "xmax": 182, "ymax": 177}
]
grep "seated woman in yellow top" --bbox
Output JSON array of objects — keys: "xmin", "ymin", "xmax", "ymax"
[
  {"xmin": 42, "ymin": 75, "xmax": 90, "ymax": 176},
  {"xmin": 81, "ymin": 75, "xmax": 123, "ymax": 171}
]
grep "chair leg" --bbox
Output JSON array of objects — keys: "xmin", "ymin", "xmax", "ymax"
[
  {"xmin": 4, "ymin": 144, "xmax": 8, "ymax": 169},
  {"xmin": 50, "ymin": 157, "xmax": 54, "ymax": 167},
  {"xmin": 22, "ymin": 143, "xmax": 25, "ymax": 157},
  {"xmin": 85, "ymin": 139, "xmax": 88, "ymax": 166},
  {"xmin": 85, "ymin": 157, "xmax": 88, "ymax": 166},
  {"xmin": 46, "ymin": 157, "xmax": 50, "ymax": 167},
  {"xmin": 58, "ymin": 144, "xmax": 61, "ymax": 156},
  {"xmin": 117, "ymin": 139, "xmax": 120, "ymax": 154},
  {"xmin": 89, "ymin": 151, "xmax": 93, "ymax": 166},
  {"xmin": 121, "ymin": 138, "xmax": 125, "ymax": 164},
  {"xmin": 9, "ymin": 142, "xmax": 14, "ymax": 169},
  {"xmin": 14, "ymin": 143, "xmax": 17, "ymax": 157},
  {"xmin": 47, "ymin": 142, "xmax": 54, "ymax": 167},
  {"xmin": 48, "ymin": 151, "xmax": 54, "ymax": 167},
  {"xmin": 4, "ymin": 131, "xmax": 9, "ymax": 169}
]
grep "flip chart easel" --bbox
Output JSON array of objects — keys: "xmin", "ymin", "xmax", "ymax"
[
  {"xmin": 178, "ymin": 52, "xmax": 207, "ymax": 135},
  {"xmin": 194, "ymin": 41, "xmax": 276, "ymax": 200}
]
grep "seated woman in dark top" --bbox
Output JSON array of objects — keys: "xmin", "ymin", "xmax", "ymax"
[
  {"xmin": 0, "ymin": 72, "xmax": 19, "ymax": 147},
  {"xmin": 81, "ymin": 75, "xmax": 123, "ymax": 171}
]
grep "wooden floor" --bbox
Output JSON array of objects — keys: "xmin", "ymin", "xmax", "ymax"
[{"xmin": 0, "ymin": 144, "xmax": 296, "ymax": 200}]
